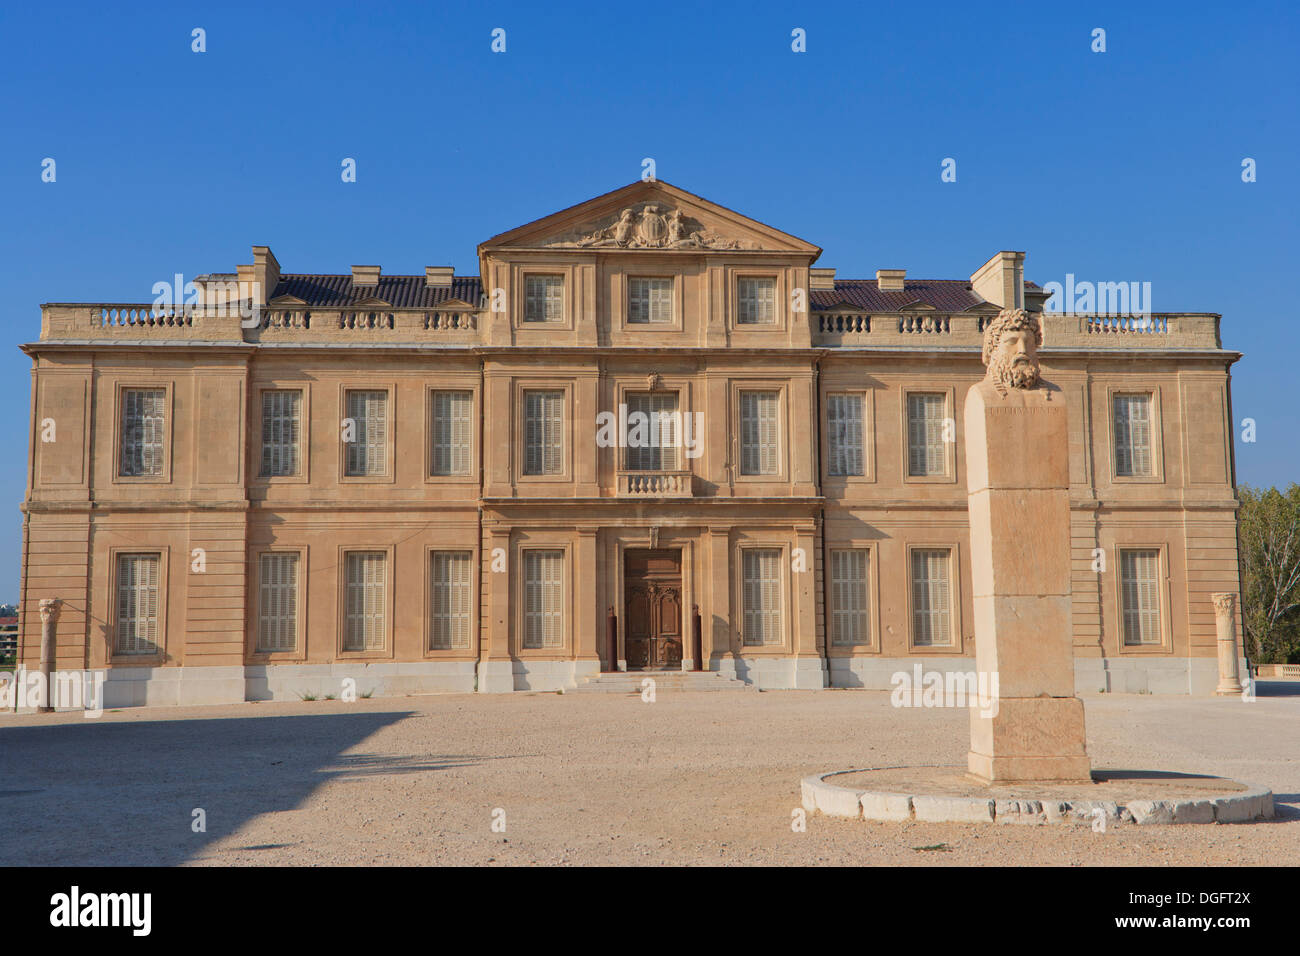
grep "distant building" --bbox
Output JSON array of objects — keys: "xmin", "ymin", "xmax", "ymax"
[{"xmin": 18, "ymin": 181, "xmax": 1243, "ymax": 705}]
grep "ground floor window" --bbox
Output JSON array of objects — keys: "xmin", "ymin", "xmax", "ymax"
[
  {"xmin": 910, "ymin": 548, "xmax": 953, "ymax": 646},
  {"xmin": 430, "ymin": 551, "xmax": 473, "ymax": 649},
  {"xmin": 1120, "ymin": 548, "xmax": 1162, "ymax": 645},
  {"xmin": 343, "ymin": 551, "xmax": 387, "ymax": 651},
  {"xmin": 829, "ymin": 548, "xmax": 870, "ymax": 646},
  {"xmin": 115, "ymin": 552, "xmax": 161, "ymax": 655},
  {"xmin": 523, "ymin": 550, "xmax": 564, "ymax": 648},
  {"xmin": 742, "ymin": 548, "xmax": 784, "ymax": 646},
  {"xmin": 257, "ymin": 552, "xmax": 299, "ymax": 652}
]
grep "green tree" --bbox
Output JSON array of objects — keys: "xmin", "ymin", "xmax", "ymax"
[{"xmin": 1238, "ymin": 483, "xmax": 1300, "ymax": 664}]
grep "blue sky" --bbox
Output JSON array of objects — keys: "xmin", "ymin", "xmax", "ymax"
[{"xmin": 1, "ymin": 0, "xmax": 1296, "ymax": 599}]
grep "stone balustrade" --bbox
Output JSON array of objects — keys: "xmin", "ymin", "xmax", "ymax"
[{"xmin": 618, "ymin": 471, "xmax": 694, "ymax": 497}]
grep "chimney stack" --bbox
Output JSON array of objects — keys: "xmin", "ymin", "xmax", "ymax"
[
  {"xmin": 876, "ymin": 269, "xmax": 906, "ymax": 291},
  {"xmin": 351, "ymin": 265, "xmax": 381, "ymax": 287},
  {"xmin": 970, "ymin": 251, "xmax": 1025, "ymax": 309},
  {"xmin": 425, "ymin": 266, "xmax": 455, "ymax": 288},
  {"xmin": 810, "ymin": 267, "xmax": 836, "ymax": 290}
]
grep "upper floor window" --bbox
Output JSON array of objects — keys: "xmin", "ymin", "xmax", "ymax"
[
  {"xmin": 911, "ymin": 548, "xmax": 953, "ymax": 647},
  {"xmin": 120, "ymin": 388, "xmax": 166, "ymax": 477},
  {"xmin": 523, "ymin": 390, "xmax": 564, "ymax": 476},
  {"xmin": 116, "ymin": 552, "xmax": 161, "ymax": 655},
  {"xmin": 739, "ymin": 390, "xmax": 780, "ymax": 476},
  {"xmin": 629, "ymin": 277, "xmax": 673, "ymax": 324},
  {"xmin": 524, "ymin": 275, "xmax": 564, "ymax": 323},
  {"xmin": 906, "ymin": 392, "xmax": 948, "ymax": 477},
  {"xmin": 344, "ymin": 389, "xmax": 387, "ymax": 477},
  {"xmin": 257, "ymin": 552, "xmax": 299, "ymax": 652},
  {"xmin": 625, "ymin": 392, "xmax": 679, "ymax": 471},
  {"xmin": 431, "ymin": 390, "xmax": 473, "ymax": 476},
  {"xmin": 826, "ymin": 393, "xmax": 865, "ymax": 476},
  {"xmin": 737, "ymin": 277, "xmax": 776, "ymax": 325},
  {"xmin": 1120, "ymin": 548, "xmax": 1162, "ymax": 645},
  {"xmin": 260, "ymin": 389, "xmax": 302, "ymax": 477},
  {"xmin": 1113, "ymin": 393, "xmax": 1154, "ymax": 477}
]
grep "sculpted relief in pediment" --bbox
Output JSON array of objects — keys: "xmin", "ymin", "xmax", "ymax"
[{"xmin": 544, "ymin": 203, "xmax": 763, "ymax": 251}]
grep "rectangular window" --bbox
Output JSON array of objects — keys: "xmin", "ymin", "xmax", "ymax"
[
  {"xmin": 629, "ymin": 277, "xmax": 673, "ymax": 324},
  {"xmin": 257, "ymin": 553, "xmax": 299, "ymax": 652},
  {"xmin": 343, "ymin": 551, "xmax": 387, "ymax": 651},
  {"xmin": 430, "ymin": 551, "xmax": 473, "ymax": 650},
  {"xmin": 625, "ymin": 392, "xmax": 679, "ymax": 471},
  {"xmin": 742, "ymin": 549, "xmax": 783, "ymax": 646},
  {"xmin": 911, "ymin": 548, "xmax": 953, "ymax": 646},
  {"xmin": 524, "ymin": 275, "xmax": 564, "ymax": 323},
  {"xmin": 829, "ymin": 549, "xmax": 871, "ymax": 646},
  {"xmin": 523, "ymin": 390, "xmax": 564, "ymax": 476},
  {"xmin": 344, "ymin": 389, "xmax": 387, "ymax": 477},
  {"xmin": 827, "ymin": 393, "xmax": 865, "ymax": 476},
  {"xmin": 120, "ymin": 388, "xmax": 167, "ymax": 477},
  {"xmin": 907, "ymin": 392, "xmax": 948, "ymax": 477},
  {"xmin": 260, "ymin": 390, "xmax": 302, "ymax": 477},
  {"xmin": 116, "ymin": 553, "xmax": 161, "ymax": 655},
  {"xmin": 1113, "ymin": 393, "xmax": 1154, "ymax": 477},
  {"xmin": 1120, "ymin": 548, "xmax": 1162, "ymax": 645},
  {"xmin": 523, "ymin": 550, "xmax": 564, "ymax": 649},
  {"xmin": 740, "ymin": 390, "xmax": 780, "ymax": 476},
  {"xmin": 737, "ymin": 277, "xmax": 776, "ymax": 325},
  {"xmin": 431, "ymin": 390, "xmax": 473, "ymax": 476}
]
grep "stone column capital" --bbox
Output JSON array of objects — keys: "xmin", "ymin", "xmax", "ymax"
[
  {"xmin": 38, "ymin": 598, "xmax": 62, "ymax": 623},
  {"xmin": 1211, "ymin": 592, "xmax": 1237, "ymax": 618}
]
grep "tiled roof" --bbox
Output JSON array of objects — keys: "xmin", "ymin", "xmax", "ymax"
[
  {"xmin": 811, "ymin": 278, "xmax": 991, "ymax": 313},
  {"xmin": 271, "ymin": 275, "xmax": 483, "ymax": 309}
]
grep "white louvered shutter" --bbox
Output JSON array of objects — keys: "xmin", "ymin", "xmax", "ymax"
[
  {"xmin": 345, "ymin": 390, "xmax": 387, "ymax": 476},
  {"xmin": 1114, "ymin": 394, "xmax": 1153, "ymax": 477},
  {"xmin": 629, "ymin": 277, "xmax": 673, "ymax": 324},
  {"xmin": 1121, "ymin": 549, "xmax": 1161, "ymax": 645},
  {"xmin": 911, "ymin": 549, "xmax": 952, "ymax": 646},
  {"xmin": 740, "ymin": 391, "xmax": 779, "ymax": 476},
  {"xmin": 121, "ymin": 389, "xmax": 166, "ymax": 476},
  {"xmin": 116, "ymin": 553, "xmax": 160, "ymax": 654},
  {"xmin": 524, "ymin": 391, "xmax": 564, "ymax": 475},
  {"xmin": 430, "ymin": 551, "xmax": 472, "ymax": 649},
  {"xmin": 432, "ymin": 391, "xmax": 472, "ymax": 476},
  {"xmin": 738, "ymin": 277, "xmax": 776, "ymax": 324},
  {"xmin": 525, "ymin": 275, "xmax": 563, "ymax": 322},
  {"xmin": 830, "ymin": 549, "xmax": 870, "ymax": 646},
  {"xmin": 258, "ymin": 553, "xmax": 299, "ymax": 651},
  {"xmin": 261, "ymin": 390, "xmax": 302, "ymax": 477},
  {"xmin": 827, "ymin": 394, "xmax": 864, "ymax": 476},
  {"xmin": 344, "ymin": 551, "xmax": 387, "ymax": 650},
  {"xmin": 907, "ymin": 393, "xmax": 946, "ymax": 477},
  {"xmin": 742, "ymin": 549, "xmax": 783, "ymax": 646},
  {"xmin": 626, "ymin": 392, "xmax": 679, "ymax": 471},
  {"xmin": 524, "ymin": 551, "xmax": 564, "ymax": 649}
]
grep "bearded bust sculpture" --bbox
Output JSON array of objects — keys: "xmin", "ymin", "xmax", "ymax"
[{"xmin": 981, "ymin": 307, "xmax": 1044, "ymax": 392}]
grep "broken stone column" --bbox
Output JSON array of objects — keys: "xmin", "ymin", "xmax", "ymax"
[
  {"xmin": 38, "ymin": 598, "xmax": 61, "ymax": 713},
  {"xmin": 965, "ymin": 309, "xmax": 1092, "ymax": 784},
  {"xmin": 1212, "ymin": 592, "xmax": 1244, "ymax": 695}
]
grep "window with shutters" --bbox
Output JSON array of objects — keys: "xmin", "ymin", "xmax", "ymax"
[
  {"xmin": 119, "ymin": 388, "xmax": 167, "ymax": 477},
  {"xmin": 430, "ymin": 551, "xmax": 473, "ymax": 650},
  {"xmin": 628, "ymin": 277, "xmax": 674, "ymax": 324},
  {"xmin": 115, "ymin": 552, "xmax": 161, "ymax": 655},
  {"xmin": 522, "ymin": 550, "xmax": 564, "ymax": 649},
  {"xmin": 1113, "ymin": 393, "xmax": 1155, "ymax": 478},
  {"xmin": 911, "ymin": 548, "xmax": 954, "ymax": 646},
  {"xmin": 523, "ymin": 390, "xmax": 564, "ymax": 476},
  {"xmin": 257, "ymin": 552, "xmax": 299, "ymax": 652},
  {"xmin": 829, "ymin": 549, "xmax": 871, "ymax": 646},
  {"xmin": 524, "ymin": 275, "xmax": 564, "ymax": 323},
  {"xmin": 624, "ymin": 392, "xmax": 679, "ymax": 471},
  {"xmin": 1120, "ymin": 548, "xmax": 1163, "ymax": 645},
  {"xmin": 906, "ymin": 392, "xmax": 949, "ymax": 477},
  {"xmin": 343, "ymin": 551, "xmax": 387, "ymax": 651},
  {"xmin": 826, "ymin": 393, "xmax": 865, "ymax": 477},
  {"xmin": 737, "ymin": 277, "xmax": 776, "ymax": 325},
  {"xmin": 344, "ymin": 389, "xmax": 388, "ymax": 477},
  {"xmin": 260, "ymin": 390, "xmax": 302, "ymax": 477},
  {"xmin": 431, "ymin": 390, "xmax": 473, "ymax": 476},
  {"xmin": 739, "ymin": 390, "xmax": 780, "ymax": 476},
  {"xmin": 741, "ymin": 548, "xmax": 784, "ymax": 646}
]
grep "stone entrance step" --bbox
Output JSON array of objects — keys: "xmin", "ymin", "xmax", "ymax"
[{"xmin": 571, "ymin": 671, "xmax": 757, "ymax": 693}]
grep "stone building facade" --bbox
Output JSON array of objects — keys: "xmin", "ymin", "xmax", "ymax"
[{"xmin": 17, "ymin": 180, "xmax": 1244, "ymax": 705}]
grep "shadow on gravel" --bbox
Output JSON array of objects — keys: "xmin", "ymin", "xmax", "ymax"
[{"xmin": 0, "ymin": 711, "xmax": 490, "ymax": 866}]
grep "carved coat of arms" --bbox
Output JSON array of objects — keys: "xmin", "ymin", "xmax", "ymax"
[{"xmin": 546, "ymin": 204, "xmax": 761, "ymax": 250}]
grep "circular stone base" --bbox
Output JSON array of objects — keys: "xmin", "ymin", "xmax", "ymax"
[{"xmin": 801, "ymin": 767, "xmax": 1274, "ymax": 825}]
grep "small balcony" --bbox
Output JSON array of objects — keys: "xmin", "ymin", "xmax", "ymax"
[{"xmin": 617, "ymin": 470, "xmax": 694, "ymax": 498}]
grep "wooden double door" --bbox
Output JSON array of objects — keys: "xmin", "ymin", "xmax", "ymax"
[{"xmin": 624, "ymin": 549, "xmax": 683, "ymax": 670}]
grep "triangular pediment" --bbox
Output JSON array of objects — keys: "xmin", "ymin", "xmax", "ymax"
[
  {"xmin": 268, "ymin": 294, "xmax": 308, "ymax": 306},
  {"xmin": 480, "ymin": 180, "xmax": 821, "ymax": 257},
  {"xmin": 351, "ymin": 295, "xmax": 392, "ymax": 308},
  {"xmin": 434, "ymin": 298, "xmax": 477, "ymax": 310}
]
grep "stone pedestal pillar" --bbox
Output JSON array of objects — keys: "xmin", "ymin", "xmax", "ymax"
[
  {"xmin": 1212, "ymin": 592, "xmax": 1243, "ymax": 695},
  {"xmin": 38, "ymin": 598, "xmax": 61, "ymax": 713},
  {"xmin": 964, "ymin": 381, "xmax": 1091, "ymax": 784}
]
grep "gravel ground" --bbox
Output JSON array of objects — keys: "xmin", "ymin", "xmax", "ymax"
[{"xmin": 1, "ymin": 685, "xmax": 1296, "ymax": 866}]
